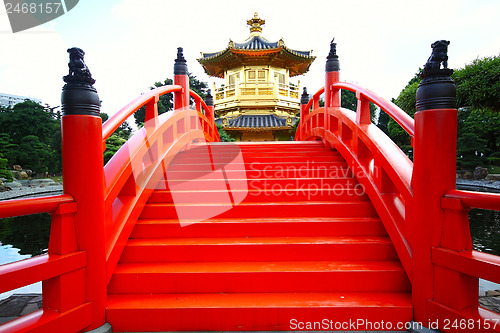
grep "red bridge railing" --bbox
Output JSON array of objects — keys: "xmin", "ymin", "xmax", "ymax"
[
  {"xmin": 297, "ymin": 40, "xmax": 500, "ymax": 332},
  {"xmin": 0, "ymin": 195, "xmax": 93, "ymax": 332},
  {"xmin": 0, "ymin": 47, "xmax": 219, "ymax": 332},
  {"xmin": 1, "ymin": 41, "xmax": 499, "ymax": 333}
]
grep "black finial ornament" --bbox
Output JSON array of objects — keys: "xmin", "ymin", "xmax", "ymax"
[
  {"xmin": 301, "ymin": 87, "xmax": 310, "ymax": 105},
  {"xmin": 204, "ymin": 89, "xmax": 213, "ymax": 106},
  {"xmin": 325, "ymin": 38, "xmax": 340, "ymax": 72},
  {"xmin": 416, "ymin": 40, "xmax": 456, "ymax": 112},
  {"xmin": 421, "ymin": 40, "xmax": 453, "ymax": 79},
  {"xmin": 174, "ymin": 47, "xmax": 188, "ymax": 75},
  {"xmin": 63, "ymin": 47, "xmax": 95, "ymax": 85},
  {"xmin": 61, "ymin": 47, "xmax": 100, "ymax": 116}
]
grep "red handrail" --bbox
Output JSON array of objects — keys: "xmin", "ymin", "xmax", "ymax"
[
  {"xmin": 102, "ymin": 85, "xmax": 183, "ymax": 141},
  {"xmin": 332, "ymin": 82, "xmax": 415, "ymax": 137},
  {"xmin": 0, "ymin": 251, "xmax": 86, "ymax": 294},
  {"xmin": 300, "ymin": 83, "xmax": 415, "ymax": 138},
  {"xmin": 432, "ymin": 248, "xmax": 500, "ymax": 285},
  {"xmin": 0, "ymin": 194, "xmax": 74, "ymax": 219},
  {"xmin": 304, "ymin": 86, "xmax": 325, "ymax": 112},
  {"xmin": 189, "ymin": 90, "xmax": 209, "ymax": 114},
  {"xmin": 445, "ymin": 189, "xmax": 500, "ymax": 211},
  {"xmin": 0, "ymin": 193, "xmax": 89, "ymax": 332}
]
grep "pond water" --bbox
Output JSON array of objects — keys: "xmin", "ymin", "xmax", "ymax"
[{"xmin": 0, "ymin": 208, "xmax": 499, "ymax": 299}]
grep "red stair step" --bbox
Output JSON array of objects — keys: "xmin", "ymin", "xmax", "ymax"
[
  {"xmin": 166, "ymin": 160, "xmax": 347, "ymax": 171},
  {"xmin": 139, "ymin": 200, "xmax": 377, "ymax": 219},
  {"xmin": 107, "ymin": 292, "xmax": 413, "ymax": 332},
  {"xmin": 211, "ymin": 141, "xmax": 325, "ymax": 148},
  {"xmin": 108, "ymin": 260, "xmax": 411, "ymax": 294},
  {"xmin": 160, "ymin": 177, "xmax": 359, "ymax": 191},
  {"xmin": 164, "ymin": 166, "xmax": 353, "ymax": 179},
  {"xmin": 172, "ymin": 154, "xmax": 343, "ymax": 164},
  {"xmin": 171, "ymin": 155, "xmax": 346, "ymax": 164},
  {"xmin": 108, "ymin": 141, "xmax": 413, "ymax": 332},
  {"xmin": 148, "ymin": 187, "xmax": 368, "ymax": 203},
  {"xmin": 131, "ymin": 217, "xmax": 387, "ymax": 239},
  {"xmin": 120, "ymin": 236, "xmax": 398, "ymax": 263}
]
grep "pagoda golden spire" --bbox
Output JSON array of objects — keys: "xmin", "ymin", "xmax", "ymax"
[{"xmin": 247, "ymin": 12, "xmax": 265, "ymax": 34}]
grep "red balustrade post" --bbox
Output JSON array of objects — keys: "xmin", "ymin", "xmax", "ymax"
[
  {"xmin": 204, "ymin": 89, "xmax": 215, "ymax": 125},
  {"xmin": 355, "ymin": 92, "xmax": 371, "ymax": 125},
  {"xmin": 144, "ymin": 95, "xmax": 159, "ymax": 128},
  {"xmin": 297, "ymin": 87, "xmax": 310, "ymax": 140},
  {"xmin": 60, "ymin": 48, "xmax": 110, "ymax": 332},
  {"xmin": 204, "ymin": 89, "xmax": 218, "ymax": 141},
  {"xmin": 411, "ymin": 40, "xmax": 458, "ymax": 325},
  {"xmin": 174, "ymin": 47, "xmax": 189, "ymax": 110},
  {"xmin": 312, "ymin": 95, "xmax": 320, "ymax": 110},
  {"xmin": 43, "ymin": 202, "xmax": 85, "ymax": 314},
  {"xmin": 324, "ymin": 39, "xmax": 341, "ymax": 131}
]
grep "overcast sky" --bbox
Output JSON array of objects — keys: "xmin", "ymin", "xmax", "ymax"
[{"xmin": 1, "ymin": 0, "xmax": 499, "ymax": 118}]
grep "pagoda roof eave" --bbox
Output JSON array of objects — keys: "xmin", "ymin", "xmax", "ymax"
[{"xmin": 198, "ymin": 47, "xmax": 316, "ymax": 78}]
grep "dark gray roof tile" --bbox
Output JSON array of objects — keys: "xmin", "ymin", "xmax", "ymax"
[{"xmin": 227, "ymin": 114, "xmax": 289, "ymax": 128}]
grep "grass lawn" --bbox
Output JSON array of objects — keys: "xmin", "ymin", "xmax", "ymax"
[
  {"xmin": 489, "ymin": 165, "xmax": 500, "ymax": 174},
  {"xmin": 49, "ymin": 175, "xmax": 63, "ymax": 183}
]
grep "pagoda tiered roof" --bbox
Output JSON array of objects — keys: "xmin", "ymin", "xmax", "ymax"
[{"xmin": 198, "ymin": 13, "xmax": 315, "ymax": 78}]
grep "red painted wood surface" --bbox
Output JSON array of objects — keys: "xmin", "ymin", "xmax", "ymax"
[
  {"xmin": 107, "ymin": 142, "xmax": 412, "ymax": 331},
  {"xmin": 2, "ymin": 45, "xmax": 499, "ymax": 332},
  {"xmin": 297, "ymin": 67, "xmax": 500, "ymax": 332}
]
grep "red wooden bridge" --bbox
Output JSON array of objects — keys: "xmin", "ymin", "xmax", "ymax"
[{"xmin": 0, "ymin": 42, "xmax": 499, "ymax": 332}]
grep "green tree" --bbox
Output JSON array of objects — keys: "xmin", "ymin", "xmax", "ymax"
[
  {"xmin": 457, "ymin": 132, "xmax": 488, "ymax": 170},
  {"xmin": 0, "ymin": 101, "xmax": 61, "ymax": 174},
  {"xmin": 460, "ymin": 108, "xmax": 500, "ymax": 154},
  {"xmin": 0, "ymin": 101, "xmax": 59, "ymax": 144},
  {"xmin": 390, "ymin": 55, "xmax": 500, "ymax": 165},
  {"xmin": 216, "ymin": 124, "xmax": 235, "ymax": 142},
  {"xmin": 377, "ymin": 110, "xmax": 390, "ymax": 135},
  {"xmin": 388, "ymin": 81, "xmax": 419, "ymax": 156},
  {"xmin": 0, "ymin": 153, "xmax": 12, "ymax": 180},
  {"xmin": 17, "ymin": 135, "xmax": 56, "ymax": 174},
  {"xmin": 104, "ymin": 135, "xmax": 127, "ymax": 165},
  {"xmin": 454, "ymin": 55, "xmax": 500, "ymax": 112},
  {"xmin": 101, "ymin": 113, "xmax": 133, "ymax": 165},
  {"xmin": 0, "ymin": 133, "xmax": 18, "ymax": 168}
]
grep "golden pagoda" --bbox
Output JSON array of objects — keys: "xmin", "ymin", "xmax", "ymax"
[{"xmin": 198, "ymin": 13, "xmax": 316, "ymax": 141}]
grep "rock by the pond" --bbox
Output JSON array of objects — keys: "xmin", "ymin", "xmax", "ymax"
[
  {"xmin": 486, "ymin": 290, "xmax": 500, "ymax": 297},
  {"xmin": 0, "ymin": 180, "xmax": 11, "ymax": 192},
  {"xmin": 22, "ymin": 169, "xmax": 33, "ymax": 177},
  {"xmin": 0, "ymin": 294, "xmax": 43, "ymax": 325},
  {"xmin": 4, "ymin": 181, "xmax": 22, "ymax": 188},
  {"xmin": 479, "ymin": 295, "xmax": 500, "ymax": 314},
  {"xmin": 462, "ymin": 171, "xmax": 473, "ymax": 179},
  {"xmin": 473, "ymin": 166, "xmax": 489, "ymax": 180},
  {"xmin": 12, "ymin": 165, "xmax": 22, "ymax": 171},
  {"xmin": 9, "ymin": 170, "xmax": 21, "ymax": 180},
  {"xmin": 28, "ymin": 179, "xmax": 56, "ymax": 187},
  {"xmin": 486, "ymin": 174, "xmax": 500, "ymax": 181}
]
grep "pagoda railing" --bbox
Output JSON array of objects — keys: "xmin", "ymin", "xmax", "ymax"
[{"xmin": 215, "ymin": 81, "xmax": 299, "ymax": 102}]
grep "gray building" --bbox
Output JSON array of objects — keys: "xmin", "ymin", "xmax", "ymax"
[{"xmin": 0, "ymin": 93, "xmax": 42, "ymax": 108}]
